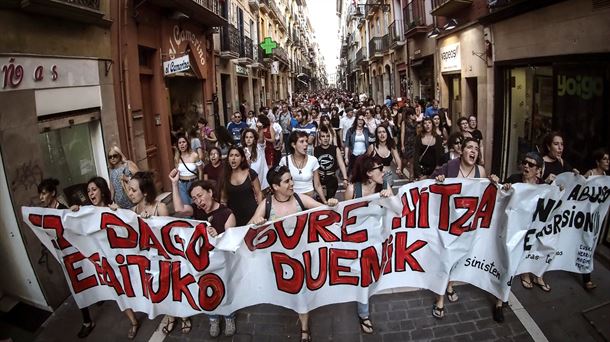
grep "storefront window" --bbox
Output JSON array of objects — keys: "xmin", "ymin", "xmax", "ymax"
[{"xmin": 38, "ymin": 122, "xmax": 98, "ymax": 204}]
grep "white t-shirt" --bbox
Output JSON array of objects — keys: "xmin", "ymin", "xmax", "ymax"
[
  {"xmin": 272, "ymin": 122, "xmax": 282, "ymax": 148},
  {"xmin": 280, "ymin": 155, "xmax": 319, "ymax": 194},
  {"xmin": 340, "ymin": 116, "xmax": 355, "ymax": 142}
]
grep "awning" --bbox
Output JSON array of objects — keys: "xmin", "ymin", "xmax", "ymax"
[{"xmin": 410, "ymin": 59, "xmax": 425, "ymax": 67}]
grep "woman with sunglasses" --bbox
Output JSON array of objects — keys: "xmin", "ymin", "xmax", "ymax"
[
  {"xmin": 107, "ymin": 146, "xmax": 139, "ymax": 209},
  {"xmin": 249, "ymin": 166, "xmax": 338, "ymax": 342},
  {"xmin": 503, "ymin": 152, "xmax": 549, "ymax": 293},
  {"xmin": 441, "ymin": 132, "xmax": 464, "ymax": 164},
  {"xmin": 430, "ymin": 138, "xmax": 505, "ymax": 322},
  {"xmin": 367, "ymin": 125, "xmax": 402, "ymax": 187},
  {"xmin": 39, "ymin": 178, "xmax": 96, "ymax": 338},
  {"xmin": 344, "ymin": 155, "xmax": 392, "ymax": 334}
]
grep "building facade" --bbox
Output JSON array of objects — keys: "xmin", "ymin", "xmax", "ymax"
[{"xmin": 0, "ymin": 0, "xmax": 117, "ymax": 310}]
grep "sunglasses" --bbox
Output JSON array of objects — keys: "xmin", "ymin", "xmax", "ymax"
[
  {"xmin": 454, "ymin": 140, "xmax": 462, "ymax": 145},
  {"xmin": 108, "ymin": 154, "xmax": 120, "ymax": 159},
  {"xmin": 522, "ymin": 160, "xmax": 538, "ymax": 168},
  {"xmin": 369, "ymin": 165, "xmax": 383, "ymax": 172}
]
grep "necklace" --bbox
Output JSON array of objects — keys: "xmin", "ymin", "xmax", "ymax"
[
  {"xmin": 292, "ymin": 155, "xmax": 306, "ymax": 174},
  {"xmin": 274, "ymin": 194, "xmax": 291, "ymax": 203},
  {"xmin": 459, "ymin": 164, "xmax": 476, "ymax": 178}
]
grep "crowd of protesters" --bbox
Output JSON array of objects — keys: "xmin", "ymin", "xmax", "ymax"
[{"xmin": 36, "ymin": 89, "xmax": 607, "ymax": 341}]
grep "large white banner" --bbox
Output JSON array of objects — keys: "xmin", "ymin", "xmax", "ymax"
[{"xmin": 22, "ymin": 174, "xmax": 610, "ymax": 318}]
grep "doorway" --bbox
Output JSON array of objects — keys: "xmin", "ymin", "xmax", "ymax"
[
  {"xmin": 221, "ymin": 74, "xmax": 231, "ymax": 125},
  {"xmin": 139, "ymin": 75, "xmax": 162, "ymax": 190}
]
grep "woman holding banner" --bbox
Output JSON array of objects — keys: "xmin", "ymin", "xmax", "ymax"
[
  {"xmin": 169, "ymin": 171, "xmax": 238, "ymax": 337},
  {"xmin": 127, "ymin": 172, "xmax": 194, "ymax": 337},
  {"xmin": 541, "ymin": 132, "xmax": 579, "ymax": 183},
  {"xmin": 38, "ymin": 178, "xmax": 96, "ymax": 338},
  {"xmin": 70, "ymin": 177, "xmax": 146, "ymax": 337},
  {"xmin": 344, "ymin": 155, "xmax": 393, "ymax": 334},
  {"xmin": 249, "ymin": 165, "xmax": 338, "ymax": 342},
  {"xmin": 430, "ymin": 138, "xmax": 505, "ymax": 323}
]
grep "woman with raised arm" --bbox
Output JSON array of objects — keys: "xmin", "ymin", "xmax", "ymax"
[
  {"xmin": 249, "ymin": 166, "xmax": 338, "ymax": 342},
  {"xmin": 39, "ymin": 178, "xmax": 95, "ymax": 338},
  {"xmin": 344, "ymin": 155, "xmax": 393, "ymax": 334},
  {"xmin": 429, "ymin": 138, "xmax": 505, "ymax": 323},
  {"xmin": 219, "ymin": 146, "xmax": 263, "ymax": 226}
]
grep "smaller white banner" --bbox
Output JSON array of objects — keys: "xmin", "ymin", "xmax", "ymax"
[
  {"xmin": 163, "ymin": 55, "xmax": 191, "ymax": 76},
  {"xmin": 271, "ymin": 61, "xmax": 280, "ymax": 75},
  {"xmin": 440, "ymin": 43, "xmax": 460, "ymax": 73}
]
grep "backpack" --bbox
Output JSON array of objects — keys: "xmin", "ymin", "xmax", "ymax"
[{"xmin": 264, "ymin": 193, "xmax": 305, "ymax": 220}]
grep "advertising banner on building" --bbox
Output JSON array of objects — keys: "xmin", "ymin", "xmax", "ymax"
[
  {"xmin": 163, "ymin": 55, "xmax": 191, "ymax": 76},
  {"xmin": 440, "ymin": 43, "xmax": 461, "ymax": 73},
  {"xmin": 22, "ymin": 174, "xmax": 610, "ymax": 318}
]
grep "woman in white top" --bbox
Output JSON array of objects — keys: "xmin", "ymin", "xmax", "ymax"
[
  {"xmin": 241, "ymin": 127, "xmax": 270, "ymax": 189},
  {"xmin": 174, "ymin": 134, "xmax": 203, "ymax": 206},
  {"xmin": 280, "ymin": 131, "xmax": 328, "ymax": 204},
  {"xmin": 363, "ymin": 108, "xmax": 379, "ymax": 143}
]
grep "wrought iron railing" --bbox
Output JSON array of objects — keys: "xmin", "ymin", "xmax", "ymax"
[
  {"xmin": 368, "ymin": 34, "xmax": 389, "ymax": 56},
  {"xmin": 241, "ymin": 36, "xmax": 253, "ymax": 59},
  {"xmin": 404, "ymin": 0, "xmax": 427, "ymax": 29},
  {"xmin": 57, "ymin": 0, "xmax": 100, "ymax": 10},
  {"xmin": 220, "ymin": 23, "xmax": 240, "ymax": 55},
  {"xmin": 190, "ymin": 0, "xmax": 222, "ymax": 17},
  {"xmin": 388, "ymin": 20, "xmax": 405, "ymax": 44}
]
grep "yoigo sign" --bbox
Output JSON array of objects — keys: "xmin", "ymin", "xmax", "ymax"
[
  {"xmin": 557, "ymin": 74, "xmax": 604, "ymax": 100},
  {"xmin": 163, "ymin": 55, "xmax": 190, "ymax": 76},
  {"xmin": 440, "ymin": 43, "xmax": 460, "ymax": 73}
]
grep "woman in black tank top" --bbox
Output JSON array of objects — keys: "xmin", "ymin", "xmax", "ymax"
[
  {"xmin": 367, "ymin": 125, "xmax": 402, "ymax": 186},
  {"xmin": 249, "ymin": 166, "xmax": 338, "ymax": 342},
  {"xmin": 343, "ymin": 155, "xmax": 393, "ymax": 334}
]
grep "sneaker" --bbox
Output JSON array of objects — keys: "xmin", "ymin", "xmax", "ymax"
[
  {"xmin": 224, "ymin": 317, "xmax": 236, "ymax": 336},
  {"xmin": 209, "ymin": 319, "xmax": 220, "ymax": 337},
  {"xmin": 493, "ymin": 306, "xmax": 504, "ymax": 323}
]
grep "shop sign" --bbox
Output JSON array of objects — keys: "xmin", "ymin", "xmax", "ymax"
[
  {"xmin": 169, "ymin": 25, "xmax": 206, "ymax": 70},
  {"xmin": 271, "ymin": 61, "xmax": 279, "ymax": 75},
  {"xmin": 1, "ymin": 56, "xmax": 99, "ymax": 92},
  {"xmin": 440, "ymin": 43, "xmax": 460, "ymax": 73},
  {"xmin": 163, "ymin": 55, "xmax": 191, "ymax": 76},
  {"xmin": 557, "ymin": 74, "xmax": 603, "ymax": 100},
  {"xmin": 235, "ymin": 64, "xmax": 249, "ymax": 76}
]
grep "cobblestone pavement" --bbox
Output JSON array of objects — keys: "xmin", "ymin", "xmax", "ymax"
[{"xmin": 33, "ymin": 285, "xmax": 531, "ymax": 342}]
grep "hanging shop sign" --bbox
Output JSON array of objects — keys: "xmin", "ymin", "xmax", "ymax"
[
  {"xmin": 163, "ymin": 55, "xmax": 191, "ymax": 76},
  {"xmin": 440, "ymin": 43, "xmax": 461, "ymax": 73},
  {"xmin": 167, "ymin": 25, "xmax": 206, "ymax": 77},
  {"xmin": 235, "ymin": 65, "xmax": 249, "ymax": 76}
]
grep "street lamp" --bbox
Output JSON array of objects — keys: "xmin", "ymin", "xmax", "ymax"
[
  {"xmin": 427, "ymin": 27, "xmax": 440, "ymax": 39},
  {"xmin": 443, "ymin": 19, "xmax": 458, "ymax": 31}
]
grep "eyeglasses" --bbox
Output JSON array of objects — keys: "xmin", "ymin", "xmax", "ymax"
[
  {"xmin": 369, "ymin": 165, "xmax": 383, "ymax": 172},
  {"xmin": 522, "ymin": 160, "xmax": 538, "ymax": 168},
  {"xmin": 108, "ymin": 154, "xmax": 120, "ymax": 159},
  {"xmin": 454, "ymin": 140, "xmax": 462, "ymax": 145}
]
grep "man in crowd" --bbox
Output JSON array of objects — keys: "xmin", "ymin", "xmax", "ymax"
[
  {"xmin": 293, "ymin": 109, "xmax": 317, "ymax": 155},
  {"xmin": 425, "ymin": 99, "xmax": 439, "ymax": 118},
  {"xmin": 339, "ymin": 107, "xmax": 355, "ymax": 144},
  {"xmin": 227, "ymin": 111, "xmax": 248, "ymax": 145}
]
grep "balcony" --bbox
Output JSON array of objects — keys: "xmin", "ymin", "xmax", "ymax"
[
  {"xmin": 15, "ymin": 0, "xmax": 109, "ymax": 26},
  {"xmin": 220, "ymin": 23, "xmax": 240, "ymax": 59},
  {"xmin": 248, "ymin": 0, "xmax": 259, "ymax": 10},
  {"xmin": 365, "ymin": 0, "xmax": 380, "ymax": 18},
  {"xmin": 355, "ymin": 48, "xmax": 366, "ymax": 66},
  {"xmin": 403, "ymin": 0, "xmax": 429, "ymax": 38},
  {"xmin": 149, "ymin": 0, "xmax": 226, "ymax": 26},
  {"xmin": 273, "ymin": 46, "xmax": 289, "ymax": 65},
  {"xmin": 260, "ymin": 0, "xmax": 269, "ymax": 13},
  {"xmin": 368, "ymin": 34, "xmax": 389, "ymax": 61},
  {"xmin": 430, "ymin": 0, "xmax": 473, "ymax": 16},
  {"xmin": 238, "ymin": 36, "xmax": 254, "ymax": 63},
  {"xmin": 388, "ymin": 20, "xmax": 405, "ymax": 48}
]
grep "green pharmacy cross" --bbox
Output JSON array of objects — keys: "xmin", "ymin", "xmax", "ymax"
[{"xmin": 260, "ymin": 37, "xmax": 278, "ymax": 55}]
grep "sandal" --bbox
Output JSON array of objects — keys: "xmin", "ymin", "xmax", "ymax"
[
  {"xmin": 77, "ymin": 322, "xmax": 95, "ymax": 338},
  {"xmin": 532, "ymin": 277, "xmax": 551, "ymax": 292},
  {"xmin": 432, "ymin": 304, "xmax": 445, "ymax": 319},
  {"xmin": 585, "ymin": 281, "xmax": 597, "ymax": 291},
  {"xmin": 127, "ymin": 322, "xmax": 139, "ymax": 340},
  {"xmin": 181, "ymin": 317, "xmax": 192, "ymax": 334},
  {"xmin": 162, "ymin": 316, "xmax": 176, "ymax": 335},
  {"xmin": 300, "ymin": 329, "xmax": 312, "ymax": 342},
  {"xmin": 520, "ymin": 276, "xmax": 534, "ymax": 289},
  {"xmin": 359, "ymin": 317, "xmax": 374, "ymax": 334},
  {"xmin": 446, "ymin": 289, "xmax": 459, "ymax": 302}
]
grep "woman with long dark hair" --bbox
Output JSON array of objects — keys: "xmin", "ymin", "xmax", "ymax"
[
  {"xmin": 242, "ymin": 127, "xmax": 270, "ymax": 189},
  {"xmin": 249, "ymin": 166, "xmax": 338, "ymax": 342},
  {"xmin": 215, "ymin": 126, "xmax": 234, "ymax": 159},
  {"xmin": 541, "ymin": 132, "xmax": 579, "ymax": 183},
  {"xmin": 344, "ymin": 112, "xmax": 372, "ymax": 174},
  {"xmin": 39, "ymin": 178, "xmax": 96, "ymax": 338},
  {"xmin": 174, "ymin": 134, "xmax": 203, "ymax": 206},
  {"xmin": 400, "ymin": 107, "xmax": 417, "ymax": 180},
  {"xmin": 368, "ymin": 125, "xmax": 402, "ymax": 186},
  {"xmin": 220, "ymin": 146, "xmax": 263, "ymax": 226},
  {"xmin": 414, "ymin": 117, "xmax": 443, "ymax": 179},
  {"xmin": 203, "ymin": 146, "xmax": 224, "ymax": 183},
  {"xmin": 344, "ymin": 155, "xmax": 392, "ymax": 334}
]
